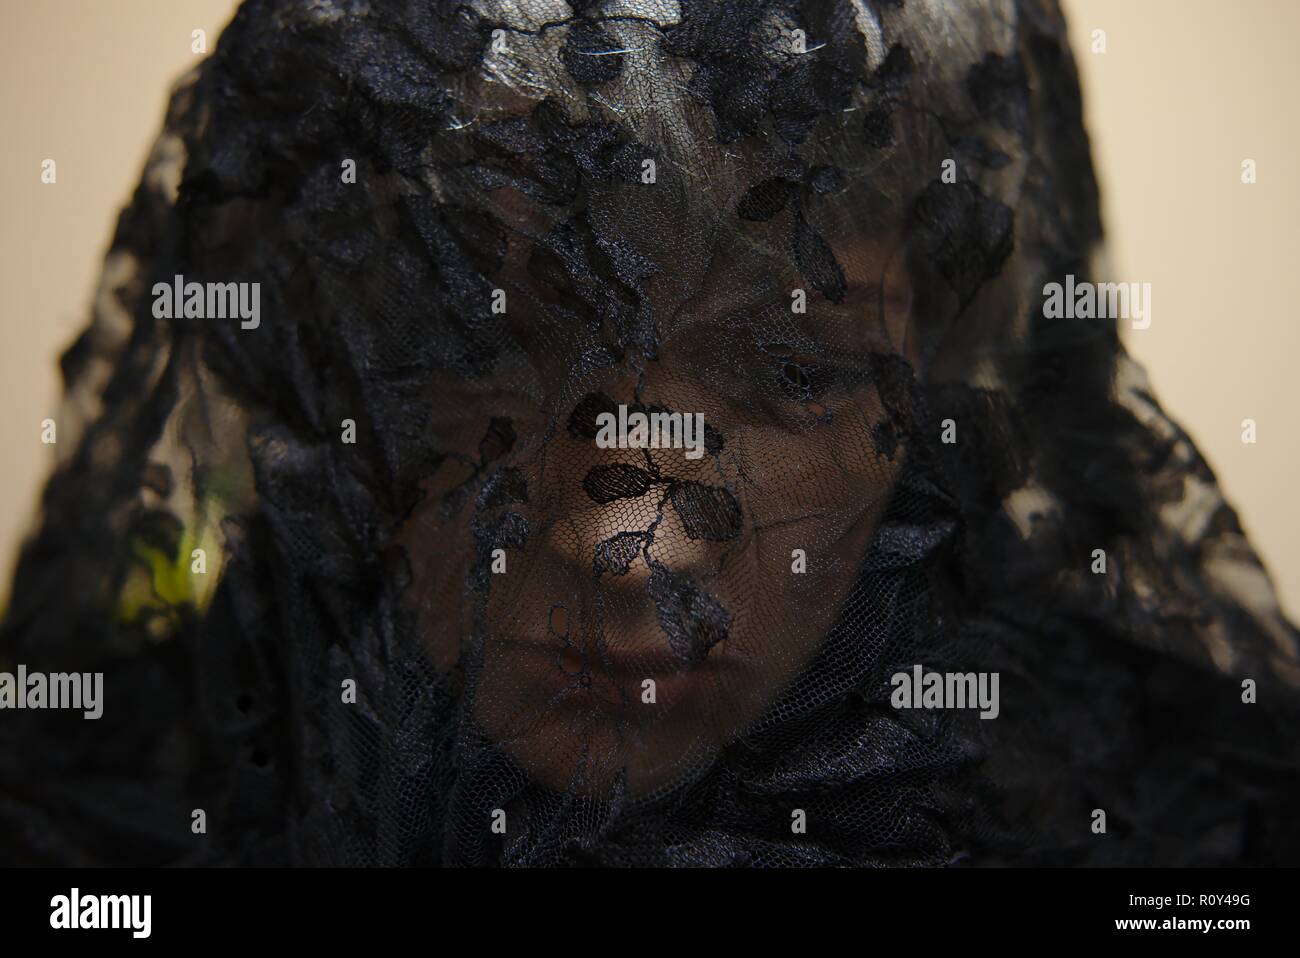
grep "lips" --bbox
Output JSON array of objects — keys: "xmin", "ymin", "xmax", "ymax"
[
  {"xmin": 595, "ymin": 641, "xmax": 703, "ymax": 678},
  {"xmin": 492, "ymin": 632, "xmax": 705, "ymax": 678},
  {"xmin": 487, "ymin": 635, "xmax": 715, "ymax": 717}
]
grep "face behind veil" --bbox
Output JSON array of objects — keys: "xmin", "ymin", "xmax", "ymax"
[{"xmin": 3, "ymin": 0, "xmax": 1299, "ymax": 867}]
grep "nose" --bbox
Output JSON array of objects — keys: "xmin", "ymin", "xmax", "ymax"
[
  {"xmin": 539, "ymin": 355, "xmax": 738, "ymax": 587},
  {"xmin": 538, "ymin": 454, "xmax": 724, "ymax": 588}
]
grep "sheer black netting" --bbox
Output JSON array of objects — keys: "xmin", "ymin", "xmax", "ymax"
[{"xmin": 3, "ymin": 0, "xmax": 1299, "ymax": 867}]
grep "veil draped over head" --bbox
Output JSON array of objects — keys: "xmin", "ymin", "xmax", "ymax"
[{"xmin": 3, "ymin": 0, "xmax": 1299, "ymax": 866}]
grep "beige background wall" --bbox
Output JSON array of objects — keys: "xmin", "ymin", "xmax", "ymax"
[{"xmin": 1, "ymin": 1, "xmax": 1295, "ymax": 615}]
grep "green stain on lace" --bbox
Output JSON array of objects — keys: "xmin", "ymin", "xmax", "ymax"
[{"xmin": 116, "ymin": 521, "xmax": 222, "ymax": 629}]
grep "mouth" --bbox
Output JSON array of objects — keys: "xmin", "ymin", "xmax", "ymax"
[
  {"xmin": 487, "ymin": 632, "xmax": 725, "ymax": 712},
  {"xmin": 493, "ymin": 633, "xmax": 710, "ymax": 675},
  {"xmin": 593, "ymin": 640, "xmax": 709, "ymax": 678}
]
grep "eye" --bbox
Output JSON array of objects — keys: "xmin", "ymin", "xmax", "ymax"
[
  {"xmin": 775, "ymin": 355, "xmax": 833, "ymax": 400},
  {"xmin": 781, "ymin": 361, "xmax": 809, "ymax": 392}
]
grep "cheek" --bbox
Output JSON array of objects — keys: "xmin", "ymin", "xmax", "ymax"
[
  {"xmin": 692, "ymin": 381, "xmax": 901, "ymax": 699},
  {"xmin": 726, "ymin": 382, "xmax": 896, "ymax": 527}
]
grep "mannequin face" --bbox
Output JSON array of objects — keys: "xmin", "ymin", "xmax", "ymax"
[{"xmin": 400, "ymin": 231, "xmax": 914, "ymax": 796}]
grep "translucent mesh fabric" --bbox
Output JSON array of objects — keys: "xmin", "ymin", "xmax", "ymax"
[{"xmin": 3, "ymin": 0, "xmax": 1299, "ymax": 867}]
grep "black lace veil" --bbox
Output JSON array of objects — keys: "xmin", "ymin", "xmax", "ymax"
[{"xmin": 3, "ymin": 0, "xmax": 1298, "ymax": 866}]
